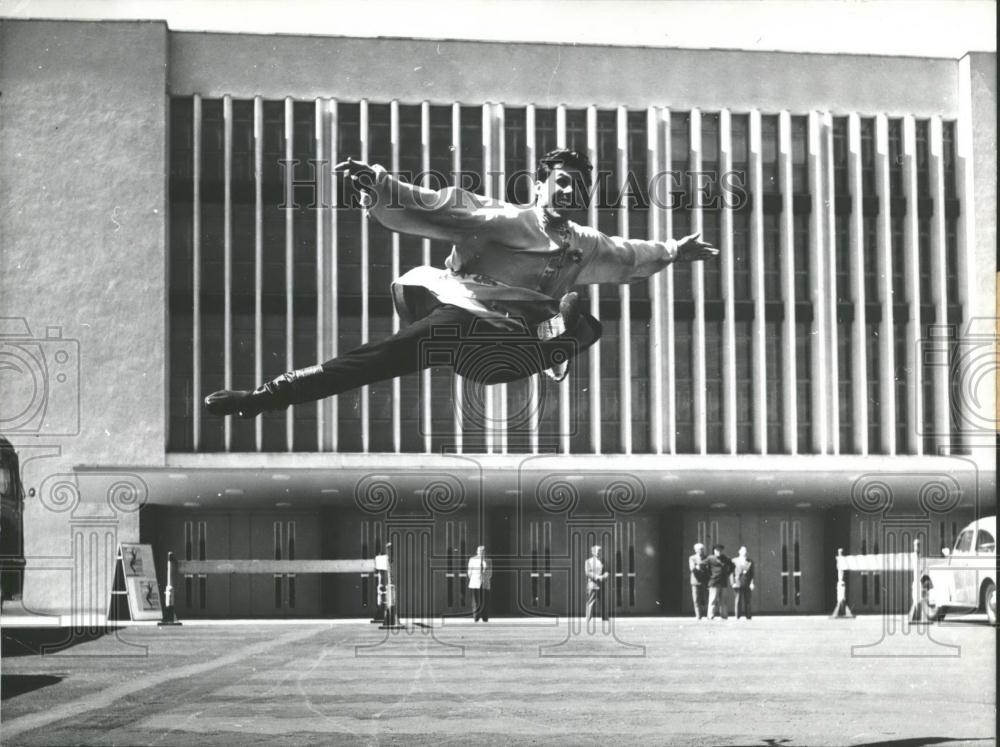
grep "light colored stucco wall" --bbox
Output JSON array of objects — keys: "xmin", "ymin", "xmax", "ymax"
[
  {"xmin": 0, "ymin": 19, "xmax": 168, "ymax": 614},
  {"xmin": 955, "ymin": 52, "xmax": 998, "ymax": 471}
]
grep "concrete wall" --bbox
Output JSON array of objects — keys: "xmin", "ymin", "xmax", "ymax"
[
  {"xmin": 169, "ymin": 31, "xmax": 960, "ymax": 116},
  {"xmin": 956, "ymin": 52, "xmax": 998, "ymax": 469},
  {"xmin": 0, "ymin": 19, "xmax": 168, "ymax": 614}
]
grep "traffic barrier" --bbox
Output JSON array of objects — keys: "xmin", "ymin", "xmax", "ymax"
[
  {"xmin": 160, "ymin": 542, "xmax": 402, "ymax": 629},
  {"xmin": 831, "ymin": 539, "xmax": 931, "ymax": 622}
]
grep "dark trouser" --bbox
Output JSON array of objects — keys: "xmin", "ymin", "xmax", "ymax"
[
  {"xmin": 472, "ymin": 588, "xmax": 489, "ymax": 621},
  {"xmin": 734, "ymin": 587, "xmax": 752, "ymax": 619},
  {"xmin": 292, "ymin": 304, "xmax": 602, "ymax": 401},
  {"xmin": 586, "ymin": 587, "xmax": 608, "ymax": 622},
  {"xmin": 691, "ymin": 584, "xmax": 708, "ymax": 619}
]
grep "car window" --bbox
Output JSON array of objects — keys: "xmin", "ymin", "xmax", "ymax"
[
  {"xmin": 954, "ymin": 529, "xmax": 974, "ymax": 553},
  {"xmin": 975, "ymin": 530, "xmax": 995, "ymax": 554}
]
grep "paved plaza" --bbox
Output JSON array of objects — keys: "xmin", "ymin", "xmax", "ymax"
[{"xmin": 1, "ymin": 616, "xmax": 995, "ymax": 746}]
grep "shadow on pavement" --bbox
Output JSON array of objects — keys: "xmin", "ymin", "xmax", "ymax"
[
  {"xmin": 714, "ymin": 739, "xmax": 992, "ymax": 747},
  {"xmin": 1, "ymin": 673, "xmax": 64, "ymax": 700},
  {"xmin": 1, "ymin": 627, "xmax": 110, "ymax": 657}
]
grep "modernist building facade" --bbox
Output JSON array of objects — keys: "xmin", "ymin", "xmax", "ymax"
[{"xmin": 0, "ymin": 19, "xmax": 995, "ymax": 621}]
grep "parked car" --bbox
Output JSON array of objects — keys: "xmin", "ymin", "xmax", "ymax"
[{"xmin": 923, "ymin": 515, "xmax": 996, "ymax": 625}]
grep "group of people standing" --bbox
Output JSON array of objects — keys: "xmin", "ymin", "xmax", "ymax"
[
  {"xmin": 466, "ymin": 543, "xmax": 755, "ymax": 623},
  {"xmin": 688, "ymin": 543, "xmax": 755, "ymax": 620}
]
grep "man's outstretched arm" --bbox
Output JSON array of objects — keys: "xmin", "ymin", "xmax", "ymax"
[
  {"xmin": 575, "ymin": 228, "xmax": 718, "ymax": 285},
  {"xmin": 336, "ymin": 158, "xmax": 509, "ymax": 243}
]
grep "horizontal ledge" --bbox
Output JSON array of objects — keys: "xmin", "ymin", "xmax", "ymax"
[{"xmin": 136, "ymin": 452, "xmax": 983, "ymax": 473}]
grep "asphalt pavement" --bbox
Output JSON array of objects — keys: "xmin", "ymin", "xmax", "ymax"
[{"xmin": 1, "ymin": 615, "xmax": 995, "ymax": 746}]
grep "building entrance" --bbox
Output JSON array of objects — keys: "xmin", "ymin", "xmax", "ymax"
[
  {"xmin": 144, "ymin": 509, "xmax": 322, "ymax": 618},
  {"xmin": 681, "ymin": 511, "xmax": 825, "ymax": 614}
]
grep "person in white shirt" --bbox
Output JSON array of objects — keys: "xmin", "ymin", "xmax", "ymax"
[
  {"xmin": 731, "ymin": 545, "xmax": 755, "ymax": 620},
  {"xmin": 585, "ymin": 544, "xmax": 610, "ymax": 622},
  {"xmin": 467, "ymin": 545, "xmax": 492, "ymax": 622}
]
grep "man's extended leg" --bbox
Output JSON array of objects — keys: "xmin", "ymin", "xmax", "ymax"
[{"xmin": 205, "ymin": 304, "xmax": 478, "ymax": 417}]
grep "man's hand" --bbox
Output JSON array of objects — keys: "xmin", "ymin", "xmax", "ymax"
[
  {"xmin": 334, "ymin": 158, "xmax": 377, "ymax": 191},
  {"xmin": 675, "ymin": 232, "xmax": 718, "ymax": 262}
]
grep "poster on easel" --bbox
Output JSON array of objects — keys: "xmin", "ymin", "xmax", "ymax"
[{"xmin": 107, "ymin": 543, "xmax": 162, "ymax": 622}]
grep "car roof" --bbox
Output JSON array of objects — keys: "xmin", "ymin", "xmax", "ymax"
[{"xmin": 960, "ymin": 516, "xmax": 996, "ymax": 535}]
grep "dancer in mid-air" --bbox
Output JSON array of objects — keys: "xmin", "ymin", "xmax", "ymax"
[{"xmin": 205, "ymin": 149, "xmax": 718, "ymax": 418}]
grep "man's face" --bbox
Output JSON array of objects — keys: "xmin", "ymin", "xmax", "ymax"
[
  {"xmin": 477, "ymin": 546, "xmax": 486, "ymax": 557},
  {"xmin": 592, "ymin": 547, "xmax": 602, "ymax": 559},
  {"xmin": 534, "ymin": 165, "xmax": 589, "ymax": 221}
]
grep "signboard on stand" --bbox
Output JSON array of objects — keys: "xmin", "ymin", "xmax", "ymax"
[{"xmin": 107, "ymin": 543, "xmax": 162, "ymax": 622}]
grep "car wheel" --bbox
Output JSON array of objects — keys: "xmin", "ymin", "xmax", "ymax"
[{"xmin": 984, "ymin": 581, "xmax": 997, "ymax": 626}]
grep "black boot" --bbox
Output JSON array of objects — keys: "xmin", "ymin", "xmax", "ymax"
[{"xmin": 204, "ymin": 365, "xmax": 325, "ymax": 418}]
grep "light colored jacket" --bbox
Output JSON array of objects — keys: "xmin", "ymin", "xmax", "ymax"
[
  {"xmin": 731, "ymin": 557, "xmax": 754, "ymax": 589},
  {"xmin": 689, "ymin": 553, "xmax": 708, "ymax": 586},
  {"xmin": 585, "ymin": 556, "xmax": 606, "ymax": 592},
  {"xmin": 468, "ymin": 555, "xmax": 492, "ymax": 590},
  {"xmin": 367, "ymin": 168, "xmax": 679, "ymax": 327}
]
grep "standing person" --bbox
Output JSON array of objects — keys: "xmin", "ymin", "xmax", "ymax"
[
  {"xmin": 705, "ymin": 544, "xmax": 734, "ymax": 620},
  {"xmin": 731, "ymin": 545, "xmax": 755, "ymax": 620},
  {"xmin": 688, "ymin": 542, "xmax": 709, "ymax": 620},
  {"xmin": 585, "ymin": 545, "xmax": 610, "ymax": 623},
  {"xmin": 205, "ymin": 150, "xmax": 717, "ymax": 418},
  {"xmin": 467, "ymin": 545, "xmax": 492, "ymax": 622}
]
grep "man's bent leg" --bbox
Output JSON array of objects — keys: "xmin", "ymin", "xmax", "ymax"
[{"xmin": 454, "ymin": 312, "xmax": 603, "ymax": 386}]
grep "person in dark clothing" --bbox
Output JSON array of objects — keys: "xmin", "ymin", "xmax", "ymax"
[{"xmin": 705, "ymin": 543, "xmax": 734, "ymax": 620}]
